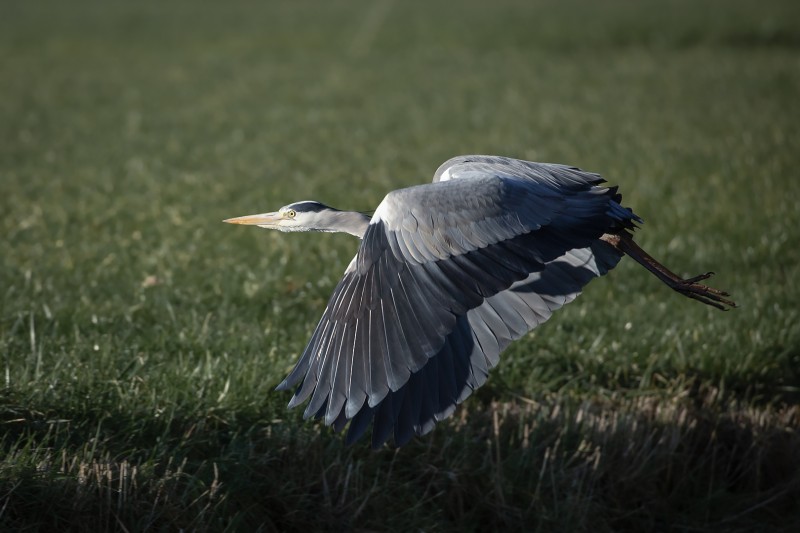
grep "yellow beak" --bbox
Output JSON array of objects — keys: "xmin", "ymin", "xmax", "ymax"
[{"xmin": 223, "ymin": 212, "xmax": 282, "ymax": 226}]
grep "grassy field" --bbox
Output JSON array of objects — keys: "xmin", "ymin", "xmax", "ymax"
[{"xmin": 2, "ymin": 0, "xmax": 799, "ymax": 530}]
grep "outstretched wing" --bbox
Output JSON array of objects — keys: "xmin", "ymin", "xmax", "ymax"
[{"xmin": 276, "ymin": 156, "xmax": 640, "ymax": 446}]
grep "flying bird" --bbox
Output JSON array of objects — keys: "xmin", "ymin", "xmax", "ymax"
[{"xmin": 225, "ymin": 155, "xmax": 735, "ymax": 447}]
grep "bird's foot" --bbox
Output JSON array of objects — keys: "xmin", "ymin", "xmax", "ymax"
[{"xmin": 668, "ymin": 272, "xmax": 736, "ymax": 310}]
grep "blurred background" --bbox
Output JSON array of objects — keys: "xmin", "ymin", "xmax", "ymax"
[{"xmin": 1, "ymin": 0, "xmax": 799, "ymax": 530}]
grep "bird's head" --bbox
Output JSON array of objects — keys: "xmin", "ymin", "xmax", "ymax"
[
  {"xmin": 224, "ymin": 201, "xmax": 336, "ymax": 232},
  {"xmin": 224, "ymin": 200, "xmax": 370, "ymax": 237}
]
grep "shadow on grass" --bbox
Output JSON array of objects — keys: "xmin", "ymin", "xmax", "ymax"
[{"xmin": 1, "ymin": 386, "xmax": 798, "ymax": 532}]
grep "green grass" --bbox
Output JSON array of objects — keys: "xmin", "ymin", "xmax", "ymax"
[{"xmin": 2, "ymin": 0, "xmax": 799, "ymax": 530}]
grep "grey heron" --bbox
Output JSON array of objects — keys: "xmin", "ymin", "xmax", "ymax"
[{"xmin": 225, "ymin": 155, "xmax": 735, "ymax": 447}]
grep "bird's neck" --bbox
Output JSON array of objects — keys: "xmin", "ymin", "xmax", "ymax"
[{"xmin": 322, "ymin": 210, "xmax": 371, "ymax": 238}]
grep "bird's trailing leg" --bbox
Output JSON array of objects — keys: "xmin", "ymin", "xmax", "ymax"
[{"xmin": 601, "ymin": 232, "xmax": 736, "ymax": 311}]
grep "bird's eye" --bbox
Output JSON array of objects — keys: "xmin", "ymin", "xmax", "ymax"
[{"xmin": 286, "ymin": 210, "xmax": 296, "ymax": 219}]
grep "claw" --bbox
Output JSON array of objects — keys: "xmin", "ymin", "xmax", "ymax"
[
  {"xmin": 612, "ymin": 232, "xmax": 736, "ymax": 311},
  {"xmin": 672, "ymin": 275, "xmax": 737, "ymax": 310},
  {"xmin": 684, "ymin": 272, "xmax": 714, "ymax": 284},
  {"xmin": 681, "ymin": 291, "xmax": 728, "ymax": 311}
]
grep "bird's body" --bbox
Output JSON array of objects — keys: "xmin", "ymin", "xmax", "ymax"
[{"xmin": 225, "ymin": 155, "xmax": 734, "ymax": 447}]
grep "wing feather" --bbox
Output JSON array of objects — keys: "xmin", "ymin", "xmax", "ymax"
[
  {"xmin": 465, "ymin": 314, "xmax": 494, "ymax": 383},
  {"xmin": 395, "ymin": 268, "xmax": 448, "ymax": 351},
  {"xmin": 303, "ymin": 321, "xmax": 340, "ymax": 418},
  {"xmin": 419, "ymin": 353, "xmax": 439, "ymax": 433},
  {"xmin": 324, "ymin": 325, "xmax": 349, "ymax": 425},
  {"xmin": 434, "ymin": 336, "xmax": 459, "ymax": 418},
  {"xmin": 367, "ymin": 307, "xmax": 390, "ymax": 406},
  {"xmin": 371, "ymin": 392, "xmax": 395, "ymax": 448},
  {"xmin": 345, "ymin": 318, "xmax": 368, "ymax": 418}
]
